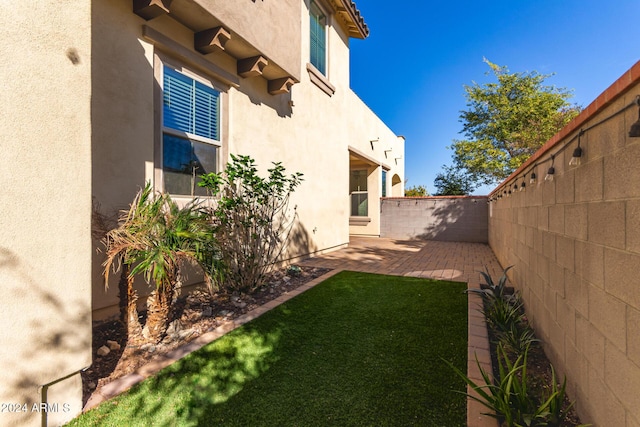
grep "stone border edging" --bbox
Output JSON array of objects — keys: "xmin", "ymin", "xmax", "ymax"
[
  {"xmin": 83, "ymin": 269, "xmax": 344, "ymax": 412},
  {"xmin": 467, "ymin": 282, "xmax": 500, "ymax": 427}
]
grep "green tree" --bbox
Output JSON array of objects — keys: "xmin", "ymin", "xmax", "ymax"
[
  {"xmin": 433, "ymin": 165, "xmax": 476, "ymax": 196},
  {"xmin": 404, "ymin": 185, "xmax": 429, "ymax": 197},
  {"xmin": 451, "ymin": 59, "xmax": 580, "ymax": 185}
]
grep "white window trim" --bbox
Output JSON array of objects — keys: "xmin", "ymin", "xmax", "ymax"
[{"xmin": 350, "ymin": 168, "xmax": 369, "ymax": 217}]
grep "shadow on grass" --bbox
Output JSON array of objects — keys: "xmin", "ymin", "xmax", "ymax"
[{"xmin": 70, "ymin": 272, "xmax": 468, "ymax": 427}]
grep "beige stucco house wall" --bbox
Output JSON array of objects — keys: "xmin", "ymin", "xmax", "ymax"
[
  {"xmin": 0, "ymin": 2, "xmax": 93, "ymax": 426},
  {"xmin": 91, "ymin": 0, "xmax": 404, "ymax": 319},
  {"xmin": 1, "ymin": 1, "xmax": 403, "ymax": 424}
]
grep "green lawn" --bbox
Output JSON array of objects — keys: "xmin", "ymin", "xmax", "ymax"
[{"xmin": 69, "ymin": 271, "xmax": 468, "ymax": 426}]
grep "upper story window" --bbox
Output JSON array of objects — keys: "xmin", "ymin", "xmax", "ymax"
[
  {"xmin": 309, "ymin": 1, "xmax": 327, "ymax": 75},
  {"xmin": 162, "ymin": 65, "xmax": 220, "ymax": 196}
]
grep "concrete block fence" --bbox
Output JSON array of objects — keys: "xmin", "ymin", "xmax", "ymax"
[
  {"xmin": 487, "ymin": 62, "xmax": 640, "ymax": 427},
  {"xmin": 380, "ymin": 196, "xmax": 488, "ymax": 243}
]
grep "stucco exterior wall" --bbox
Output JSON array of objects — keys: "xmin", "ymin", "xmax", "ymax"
[
  {"xmin": 488, "ymin": 63, "xmax": 640, "ymax": 427},
  {"xmin": 0, "ymin": 2, "xmax": 93, "ymax": 426},
  {"xmin": 381, "ymin": 197, "xmax": 488, "ymax": 242},
  {"xmin": 90, "ymin": 0, "xmax": 404, "ymax": 318},
  {"xmin": 191, "ymin": 0, "xmax": 302, "ymax": 80}
]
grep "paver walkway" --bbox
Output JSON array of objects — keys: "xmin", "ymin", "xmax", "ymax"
[
  {"xmin": 299, "ymin": 236, "xmax": 503, "ymax": 283},
  {"xmin": 300, "ymin": 236, "xmax": 503, "ymax": 427}
]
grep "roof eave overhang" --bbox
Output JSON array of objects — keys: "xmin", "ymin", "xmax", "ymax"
[{"xmin": 331, "ymin": 0, "xmax": 369, "ymax": 39}]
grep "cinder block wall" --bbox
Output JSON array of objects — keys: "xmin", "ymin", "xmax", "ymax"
[
  {"xmin": 488, "ymin": 62, "xmax": 640, "ymax": 427},
  {"xmin": 380, "ymin": 196, "xmax": 488, "ymax": 242}
]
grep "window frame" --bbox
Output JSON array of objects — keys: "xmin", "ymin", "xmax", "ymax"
[
  {"xmin": 156, "ymin": 58, "xmax": 226, "ymax": 198},
  {"xmin": 350, "ymin": 169, "xmax": 369, "ymax": 217},
  {"xmin": 306, "ymin": 0, "xmax": 336, "ymax": 96},
  {"xmin": 381, "ymin": 169, "xmax": 388, "ymax": 198},
  {"xmin": 309, "ymin": 0, "xmax": 328, "ymax": 76}
]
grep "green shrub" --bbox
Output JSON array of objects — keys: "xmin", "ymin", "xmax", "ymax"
[
  {"xmin": 286, "ymin": 264, "xmax": 302, "ymax": 276},
  {"xmin": 495, "ymin": 320, "xmax": 540, "ymax": 356},
  {"xmin": 199, "ymin": 155, "xmax": 303, "ymax": 293},
  {"xmin": 448, "ymin": 343, "xmax": 578, "ymax": 426}
]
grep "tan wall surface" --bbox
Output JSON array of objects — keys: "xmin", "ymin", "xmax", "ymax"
[
  {"xmin": 90, "ymin": 0, "xmax": 403, "ymax": 317},
  {"xmin": 0, "ymin": 1, "xmax": 93, "ymax": 425},
  {"xmin": 193, "ymin": 0, "xmax": 302, "ymax": 80},
  {"xmin": 488, "ymin": 69, "xmax": 640, "ymax": 427},
  {"xmin": 381, "ymin": 197, "xmax": 488, "ymax": 242}
]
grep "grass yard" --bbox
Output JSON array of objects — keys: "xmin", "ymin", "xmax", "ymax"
[{"xmin": 68, "ymin": 271, "xmax": 468, "ymax": 426}]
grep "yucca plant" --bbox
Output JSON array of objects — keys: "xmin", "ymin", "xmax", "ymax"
[
  {"xmin": 496, "ymin": 320, "xmax": 540, "ymax": 356},
  {"xmin": 483, "ymin": 292, "xmax": 524, "ymax": 334},
  {"xmin": 103, "ymin": 183, "xmax": 217, "ymax": 343},
  {"xmin": 447, "ymin": 343, "xmax": 573, "ymax": 426}
]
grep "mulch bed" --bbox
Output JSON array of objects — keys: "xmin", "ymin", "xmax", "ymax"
[
  {"xmin": 486, "ymin": 322, "xmax": 584, "ymax": 426},
  {"xmin": 82, "ymin": 266, "xmax": 331, "ymax": 406}
]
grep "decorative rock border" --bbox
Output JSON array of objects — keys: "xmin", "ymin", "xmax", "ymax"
[{"xmin": 83, "ymin": 269, "xmax": 343, "ymax": 412}]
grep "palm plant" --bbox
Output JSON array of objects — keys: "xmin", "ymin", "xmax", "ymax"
[{"xmin": 103, "ymin": 183, "xmax": 216, "ymax": 343}]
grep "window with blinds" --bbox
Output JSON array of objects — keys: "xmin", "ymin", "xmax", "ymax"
[
  {"xmin": 163, "ymin": 66, "xmax": 219, "ymax": 141},
  {"xmin": 309, "ymin": 1, "xmax": 326, "ymax": 75},
  {"xmin": 162, "ymin": 65, "xmax": 220, "ymax": 196}
]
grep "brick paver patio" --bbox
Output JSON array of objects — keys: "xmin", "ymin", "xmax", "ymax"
[{"xmin": 299, "ymin": 236, "xmax": 503, "ymax": 283}]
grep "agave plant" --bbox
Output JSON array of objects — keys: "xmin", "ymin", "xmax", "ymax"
[
  {"xmin": 472, "ymin": 265, "xmax": 515, "ymax": 300},
  {"xmin": 447, "ymin": 343, "xmax": 579, "ymax": 427},
  {"xmin": 103, "ymin": 183, "xmax": 217, "ymax": 343}
]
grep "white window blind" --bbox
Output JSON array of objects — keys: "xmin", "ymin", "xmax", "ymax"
[{"xmin": 163, "ymin": 66, "xmax": 219, "ymax": 141}]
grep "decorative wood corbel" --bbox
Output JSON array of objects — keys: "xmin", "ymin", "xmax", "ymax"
[
  {"xmin": 268, "ymin": 77, "xmax": 296, "ymax": 95},
  {"xmin": 194, "ymin": 26, "xmax": 231, "ymax": 54},
  {"xmin": 133, "ymin": 0, "xmax": 172, "ymax": 20},
  {"xmin": 237, "ymin": 56, "xmax": 269, "ymax": 78}
]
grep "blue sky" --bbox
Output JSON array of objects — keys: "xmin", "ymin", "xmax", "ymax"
[{"xmin": 348, "ymin": 0, "xmax": 639, "ymax": 195}]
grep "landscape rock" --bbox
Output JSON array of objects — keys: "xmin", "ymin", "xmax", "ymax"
[
  {"xmin": 141, "ymin": 344, "xmax": 156, "ymax": 353},
  {"xmin": 97, "ymin": 346, "xmax": 110, "ymax": 357},
  {"xmin": 166, "ymin": 319, "xmax": 182, "ymax": 337},
  {"xmin": 178, "ymin": 329, "xmax": 196, "ymax": 340},
  {"xmin": 106, "ymin": 340, "xmax": 121, "ymax": 351}
]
